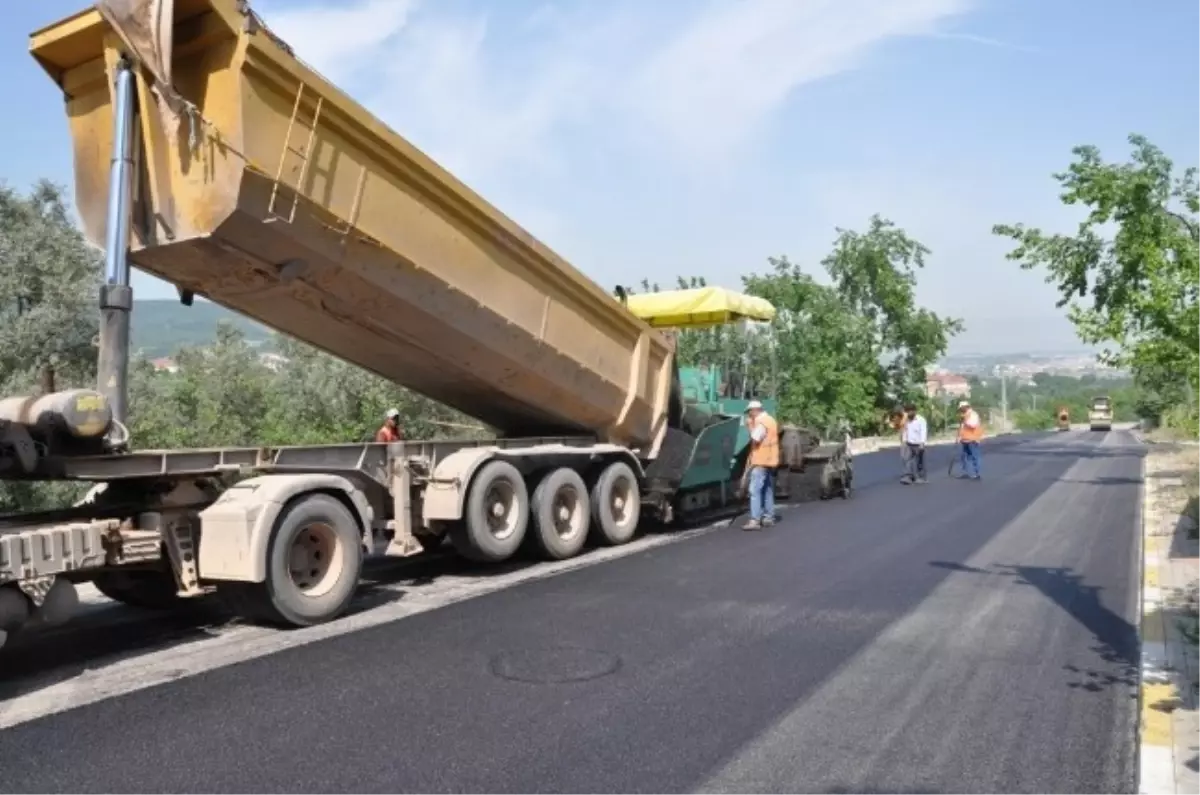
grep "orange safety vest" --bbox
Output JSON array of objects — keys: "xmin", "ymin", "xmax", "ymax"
[
  {"xmin": 749, "ymin": 413, "xmax": 780, "ymax": 468},
  {"xmin": 375, "ymin": 424, "xmax": 402, "ymax": 443},
  {"xmin": 959, "ymin": 409, "xmax": 984, "ymax": 442}
]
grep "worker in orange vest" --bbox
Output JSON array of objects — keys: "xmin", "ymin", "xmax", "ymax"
[
  {"xmin": 955, "ymin": 399, "xmax": 983, "ymax": 480},
  {"xmin": 375, "ymin": 408, "xmax": 405, "ymax": 442},
  {"xmin": 744, "ymin": 400, "xmax": 780, "ymax": 530}
]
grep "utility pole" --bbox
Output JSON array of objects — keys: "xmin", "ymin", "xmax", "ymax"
[{"xmin": 1000, "ymin": 370, "xmax": 1008, "ymax": 431}]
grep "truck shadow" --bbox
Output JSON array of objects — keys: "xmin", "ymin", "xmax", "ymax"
[
  {"xmin": 0, "ymin": 558, "xmax": 431, "ymax": 706},
  {"xmin": 0, "ymin": 599, "xmax": 232, "ymax": 703}
]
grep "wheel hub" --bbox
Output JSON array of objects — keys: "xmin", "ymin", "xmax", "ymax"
[{"xmin": 287, "ymin": 522, "xmax": 343, "ymax": 598}]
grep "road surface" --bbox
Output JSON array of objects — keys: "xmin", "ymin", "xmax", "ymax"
[{"xmin": 0, "ymin": 430, "xmax": 1143, "ymax": 793}]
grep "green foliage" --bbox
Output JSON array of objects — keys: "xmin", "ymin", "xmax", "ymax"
[
  {"xmin": 1012, "ymin": 409, "xmax": 1055, "ymax": 432},
  {"xmin": 967, "ymin": 371, "xmax": 1141, "ymax": 432},
  {"xmin": 628, "ymin": 218, "xmax": 962, "ymax": 436},
  {"xmin": 819, "ymin": 215, "xmax": 964, "ymax": 403},
  {"xmin": 994, "ymin": 134, "xmax": 1199, "ymax": 431},
  {"xmin": 127, "ymin": 326, "xmax": 482, "ymax": 453},
  {"xmin": 743, "ymin": 256, "xmax": 880, "ymax": 434},
  {"xmin": 0, "ymin": 181, "xmax": 102, "ymax": 511},
  {"xmin": 0, "ymin": 180, "xmax": 101, "ymax": 394}
]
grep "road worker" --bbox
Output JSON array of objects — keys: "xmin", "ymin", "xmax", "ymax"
[
  {"xmin": 375, "ymin": 408, "xmax": 405, "ymax": 442},
  {"xmin": 900, "ymin": 403, "xmax": 928, "ymax": 484},
  {"xmin": 955, "ymin": 399, "xmax": 983, "ymax": 480},
  {"xmin": 743, "ymin": 400, "xmax": 780, "ymax": 530}
]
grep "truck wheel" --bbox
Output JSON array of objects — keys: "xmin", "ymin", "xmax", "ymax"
[
  {"xmin": 529, "ymin": 467, "xmax": 590, "ymax": 560},
  {"xmin": 92, "ymin": 570, "xmax": 180, "ymax": 611},
  {"xmin": 589, "ymin": 461, "xmax": 640, "ymax": 546},
  {"xmin": 231, "ymin": 494, "xmax": 363, "ymax": 627},
  {"xmin": 451, "ymin": 460, "xmax": 529, "ymax": 562}
]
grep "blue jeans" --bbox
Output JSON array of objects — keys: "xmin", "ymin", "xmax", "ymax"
[
  {"xmin": 959, "ymin": 441, "xmax": 981, "ymax": 478},
  {"xmin": 749, "ymin": 466, "xmax": 776, "ymax": 521}
]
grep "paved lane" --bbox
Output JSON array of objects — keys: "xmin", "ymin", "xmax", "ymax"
[{"xmin": 0, "ymin": 431, "xmax": 1143, "ymax": 793}]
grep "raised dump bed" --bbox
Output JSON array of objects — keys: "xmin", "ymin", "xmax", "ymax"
[{"xmin": 30, "ymin": 0, "xmax": 673, "ymax": 450}]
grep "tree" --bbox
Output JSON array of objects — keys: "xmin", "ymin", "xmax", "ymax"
[
  {"xmin": 261, "ymin": 335, "xmax": 481, "ymax": 444},
  {"xmin": 618, "ymin": 218, "xmax": 960, "ymax": 436},
  {"xmin": 127, "ymin": 323, "xmax": 272, "ymax": 448},
  {"xmin": 0, "ymin": 180, "xmax": 101, "ymax": 394},
  {"xmin": 0, "ymin": 181, "xmax": 103, "ymax": 511},
  {"xmin": 743, "ymin": 257, "xmax": 879, "ymax": 433},
  {"xmin": 820, "ymin": 215, "xmax": 964, "ymax": 407},
  {"xmin": 993, "ymin": 134, "xmax": 1199, "ymax": 429}
]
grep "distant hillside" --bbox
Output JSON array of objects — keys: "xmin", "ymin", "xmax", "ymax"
[{"xmin": 131, "ymin": 299, "xmax": 271, "ymax": 358}]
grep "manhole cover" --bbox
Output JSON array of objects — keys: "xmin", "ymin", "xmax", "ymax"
[{"xmin": 489, "ymin": 646, "xmax": 621, "ymax": 684}]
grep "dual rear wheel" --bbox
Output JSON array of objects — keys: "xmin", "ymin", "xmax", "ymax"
[
  {"xmin": 224, "ymin": 460, "xmax": 640, "ymax": 629},
  {"xmin": 449, "ymin": 459, "xmax": 641, "ymax": 563}
]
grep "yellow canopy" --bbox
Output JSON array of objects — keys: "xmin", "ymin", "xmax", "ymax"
[{"xmin": 623, "ymin": 287, "xmax": 777, "ymax": 330}]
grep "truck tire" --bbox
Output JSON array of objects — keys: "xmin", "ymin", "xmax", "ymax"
[
  {"xmin": 92, "ymin": 570, "xmax": 181, "ymax": 611},
  {"xmin": 227, "ymin": 494, "xmax": 363, "ymax": 627},
  {"xmin": 450, "ymin": 460, "xmax": 529, "ymax": 562},
  {"xmin": 528, "ymin": 467, "xmax": 590, "ymax": 561},
  {"xmin": 589, "ymin": 461, "xmax": 640, "ymax": 546}
]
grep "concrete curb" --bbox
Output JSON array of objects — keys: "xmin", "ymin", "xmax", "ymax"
[
  {"xmin": 848, "ymin": 432, "xmax": 1013, "ymax": 457},
  {"xmin": 1138, "ymin": 446, "xmax": 1200, "ymax": 794}
]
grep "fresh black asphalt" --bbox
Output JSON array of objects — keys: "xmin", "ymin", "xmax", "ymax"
[{"xmin": 0, "ymin": 431, "xmax": 1144, "ymax": 793}]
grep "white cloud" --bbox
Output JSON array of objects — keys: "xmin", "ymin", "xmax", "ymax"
[
  {"xmin": 257, "ymin": 0, "xmax": 416, "ymax": 84},
  {"xmin": 258, "ymin": 0, "xmax": 976, "ymax": 178},
  {"xmin": 621, "ymin": 0, "xmax": 973, "ymax": 164}
]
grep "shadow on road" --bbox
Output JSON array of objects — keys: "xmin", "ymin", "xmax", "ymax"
[
  {"xmin": 1054, "ymin": 475, "xmax": 1144, "ymax": 486},
  {"xmin": 928, "ymin": 560, "xmax": 1138, "ymax": 694},
  {"xmin": 0, "ymin": 556, "xmax": 438, "ymax": 703}
]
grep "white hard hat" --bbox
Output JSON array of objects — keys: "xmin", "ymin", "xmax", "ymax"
[
  {"xmin": 958, "ymin": 400, "xmax": 970, "ymax": 408},
  {"xmin": 385, "ymin": 408, "xmax": 400, "ymax": 419},
  {"xmin": 746, "ymin": 400, "xmax": 763, "ymax": 411}
]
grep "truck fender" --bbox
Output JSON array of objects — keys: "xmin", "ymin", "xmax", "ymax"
[
  {"xmin": 197, "ymin": 473, "xmax": 374, "ymax": 583},
  {"xmin": 421, "ymin": 444, "xmax": 643, "ymax": 523},
  {"xmin": 421, "ymin": 448, "xmax": 499, "ymax": 522}
]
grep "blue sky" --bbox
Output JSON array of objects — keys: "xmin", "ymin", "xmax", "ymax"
[{"xmin": 3, "ymin": 0, "xmax": 1197, "ymax": 354}]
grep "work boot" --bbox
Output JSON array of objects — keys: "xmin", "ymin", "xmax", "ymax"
[
  {"xmin": 762, "ymin": 516, "xmax": 776, "ymax": 528},
  {"xmin": 743, "ymin": 519, "xmax": 762, "ymax": 531},
  {"xmin": 916, "ymin": 476, "xmax": 928, "ymax": 484}
]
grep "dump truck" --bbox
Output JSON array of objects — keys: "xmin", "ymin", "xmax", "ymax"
[
  {"xmin": 1088, "ymin": 396, "xmax": 1113, "ymax": 432},
  {"xmin": 0, "ymin": 0, "xmax": 849, "ymax": 647}
]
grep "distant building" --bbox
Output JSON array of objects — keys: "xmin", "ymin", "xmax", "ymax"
[
  {"xmin": 925, "ymin": 371, "xmax": 971, "ymax": 399},
  {"xmin": 150, "ymin": 357, "xmax": 178, "ymax": 374}
]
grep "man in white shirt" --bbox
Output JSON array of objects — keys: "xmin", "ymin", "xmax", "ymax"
[{"xmin": 900, "ymin": 403, "xmax": 928, "ymax": 484}]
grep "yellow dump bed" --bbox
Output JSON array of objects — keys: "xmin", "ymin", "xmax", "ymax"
[{"xmin": 30, "ymin": 0, "xmax": 674, "ymax": 450}]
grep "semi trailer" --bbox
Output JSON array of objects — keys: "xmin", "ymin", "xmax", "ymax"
[{"xmin": 0, "ymin": 0, "xmax": 850, "ymax": 647}]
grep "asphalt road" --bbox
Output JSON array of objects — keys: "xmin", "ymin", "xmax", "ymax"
[{"xmin": 0, "ymin": 430, "xmax": 1143, "ymax": 793}]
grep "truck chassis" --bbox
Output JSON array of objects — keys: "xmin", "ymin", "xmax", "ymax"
[{"xmin": 1, "ymin": 427, "xmax": 851, "ymax": 645}]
